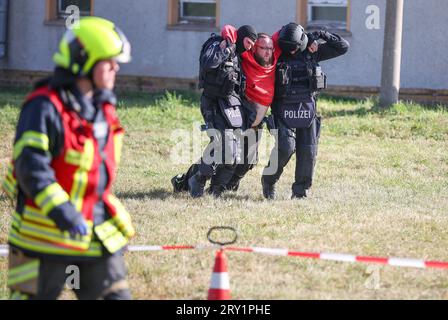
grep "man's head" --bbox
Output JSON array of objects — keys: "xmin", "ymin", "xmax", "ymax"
[
  {"xmin": 53, "ymin": 16, "xmax": 131, "ymax": 90},
  {"xmin": 278, "ymin": 22, "xmax": 308, "ymax": 54},
  {"xmin": 253, "ymin": 33, "xmax": 274, "ymax": 67},
  {"xmin": 236, "ymin": 25, "xmax": 257, "ymax": 54}
]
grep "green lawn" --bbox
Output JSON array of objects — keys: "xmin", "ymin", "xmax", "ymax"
[{"xmin": 0, "ymin": 88, "xmax": 447, "ymax": 299}]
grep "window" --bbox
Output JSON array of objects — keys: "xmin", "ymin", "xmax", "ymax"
[
  {"xmin": 307, "ymin": 0, "xmax": 348, "ymax": 30},
  {"xmin": 57, "ymin": 0, "xmax": 92, "ymax": 19},
  {"xmin": 45, "ymin": 0, "xmax": 93, "ymax": 22},
  {"xmin": 168, "ymin": 0, "xmax": 219, "ymax": 29},
  {"xmin": 179, "ymin": 0, "xmax": 216, "ymax": 23}
]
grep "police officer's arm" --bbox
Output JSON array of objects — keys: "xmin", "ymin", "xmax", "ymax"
[
  {"xmin": 199, "ymin": 24, "xmax": 237, "ymax": 70},
  {"xmin": 200, "ymin": 37, "xmax": 235, "ymax": 70},
  {"xmin": 13, "ymin": 97, "xmax": 85, "ymax": 230},
  {"xmin": 310, "ymin": 30, "xmax": 349, "ymax": 62}
]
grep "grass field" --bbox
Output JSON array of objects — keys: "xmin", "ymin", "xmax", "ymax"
[{"xmin": 0, "ymin": 88, "xmax": 447, "ymax": 299}]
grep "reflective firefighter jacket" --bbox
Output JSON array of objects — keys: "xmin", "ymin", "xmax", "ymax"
[{"xmin": 2, "ymin": 85, "xmax": 135, "ymax": 258}]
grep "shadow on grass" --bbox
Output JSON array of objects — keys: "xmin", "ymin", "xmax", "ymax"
[
  {"xmin": 116, "ymin": 189, "xmax": 173, "ymax": 200},
  {"xmin": 220, "ymin": 192, "xmax": 254, "ymax": 201}
]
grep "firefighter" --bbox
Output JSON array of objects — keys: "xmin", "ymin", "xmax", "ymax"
[{"xmin": 2, "ymin": 17, "xmax": 135, "ymax": 300}]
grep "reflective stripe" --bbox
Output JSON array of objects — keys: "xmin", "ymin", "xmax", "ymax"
[
  {"xmin": 2, "ymin": 178, "xmax": 16, "ymax": 199},
  {"xmin": 70, "ymin": 139, "xmax": 94, "ymax": 212},
  {"xmin": 65, "ymin": 147, "xmax": 94, "ymax": 170},
  {"xmin": 2, "ymin": 162, "xmax": 17, "ymax": 201},
  {"xmin": 95, "ymin": 219, "xmax": 128, "ymax": 253},
  {"xmin": 9, "ymin": 260, "xmax": 39, "ymax": 277},
  {"xmin": 22, "ymin": 206, "xmax": 56, "ymax": 228},
  {"xmin": 13, "ymin": 131, "xmax": 49, "ymax": 160},
  {"xmin": 10, "ymin": 291, "xmax": 29, "ymax": 300},
  {"xmin": 7, "ymin": 163, "xmax": 14, "ymax": 176},
  {"xmin": 11, "ymin": 212, "xmax": 21, "ymax": 229},
  {"xmin": 9, "ymin": 228, "xmax": 103, "ymax": 257},
  {"xmin": 113, "ymin": 131, "xmax": 124, "ymax": 166},
  {"xmin": 8, "ymin": 260, "xmax": 39, "ymax": 286},
  {"xmin": 34, "ymin": 183, "xmax": 70, "ymax": 215},
  {"xmin": 18, "ymin": 205, "xmax": 93, "ymax": 250},
  {"xmin": 95, "ymin": 220, "xmax": 119, "ymax": 240},
  {"xmin": 107, "ymin": 194, "xmax": 135, "ymax": 238},
  {"xmin": 19, "ymin": 221, "xmax": 91, "ymax": 250},
  {"xmin": 102, "ymin": 231, "xmax": 128, "ymax": 253}
]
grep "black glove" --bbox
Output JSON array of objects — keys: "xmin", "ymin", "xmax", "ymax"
[
  {"xmin": 312, "ymin": 30, "xmax": 338, "ymax": 43},
  {"xmin": 48, "ymin": 201, "xmax": 86, "ymax": 232},
  {"xmin": 224, "ymin": 39, "xmax": 236, "ymax": 55},
  {"xmin": 307, "ymin": 32, "xmax": 318, "ymax": 46}
]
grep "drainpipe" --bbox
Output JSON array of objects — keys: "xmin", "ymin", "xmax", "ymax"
[{"xmin": 0, "ymin": 0, "xmax": 8, "ymax": 59}]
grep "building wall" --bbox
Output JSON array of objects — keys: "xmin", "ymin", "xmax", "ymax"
[
  {"xmin": 340, "ymin": 0, "xmax": 448, "ymax": 90},
  {"xmin": 0, "ymin": 0, "xmax": 64, "ymax": 72},
  {"xmin": 1, "ymin": 0, "xmax": 447, "ymax": 90}
]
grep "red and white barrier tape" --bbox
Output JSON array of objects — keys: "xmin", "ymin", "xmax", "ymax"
[
  {"xmin": 225, "ymin": 246, "xmax": 448, "ymax": 270},
  {"xmin": 0, "ymin": 245, "xmax": 7, "ymax": 257},
  {"xmin": 1, "ymin": 244, "xmax": 447, "ymax": 270},
  {"xmin": 0, "ymin": 244, "xmax": 216, "ymax": 257},
  {"xmin": 127, "ymin": 244, "xmax": 216, "ymax": 252}
]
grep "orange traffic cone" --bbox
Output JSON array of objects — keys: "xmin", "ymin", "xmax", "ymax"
[{"xmin": 208, "ymin": 249, "xmax": 231, "ymax": 300}]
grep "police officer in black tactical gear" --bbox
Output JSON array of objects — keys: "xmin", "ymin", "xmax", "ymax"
[
  {"xmin": 172, "ymin": 25, "xmax": 258, "ymax": 198},
  {"xmin": 261, "ymin": 23, "xmax": 349, "ymax": 199}
]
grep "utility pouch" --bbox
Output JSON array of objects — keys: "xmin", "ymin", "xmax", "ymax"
[
  {"xmin": 310, "ymin": 66, "xmax": 327, "ymax": 91},
  {"xmin": 218, "ymin": 95, "xmax": 243, "ymax": 128}
]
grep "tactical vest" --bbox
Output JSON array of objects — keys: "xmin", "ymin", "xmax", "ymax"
[
  {"xmin": 199, "ymin": 35, "xmax": 244, "ymax": 98},
  {"xmin": 274, "ymin": 52, "xmax": 326, "ymax": 102},
  {"xmin": 2, "ymin": 86, "xmax": 135, "ymax": 257}
]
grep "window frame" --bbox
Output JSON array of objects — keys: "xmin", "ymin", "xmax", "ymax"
[
  {"xmin": 168, "ymin": 0, "xmax": 220, "ymax": 30},
  {"xmin": 296, "ymin": 0, "xmax": 351, "ymax": 32},
  {"xmin": 57, "ymin": 0, "xmax": 92, "ymax": 19},
  {"xmin": 179, "ymin": 0, "xmax": 216, "ymax": 23},
  {"xmin": 307, "ymin": 0, "xmax": 348, "ymax": 30},
  {"xmin": 45, "ymin": 0, "xmax": 94, "ymax": 23}
]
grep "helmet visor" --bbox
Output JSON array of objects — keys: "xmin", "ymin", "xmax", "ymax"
[{"xmin": 114, "ymin": 27, "xmax": 132, "ymax": 63}]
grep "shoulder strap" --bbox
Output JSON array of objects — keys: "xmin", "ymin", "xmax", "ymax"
[{"xmin": 25, "ymin": 86, "xmax": 65, "ymax": 114}]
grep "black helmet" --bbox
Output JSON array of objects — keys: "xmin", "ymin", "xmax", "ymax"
[{"xmin": 278, "ymin": 23, "xmax": 308, "ymax": 53}]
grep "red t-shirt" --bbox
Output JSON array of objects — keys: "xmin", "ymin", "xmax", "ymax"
[{"xmin": 221, "ymin": 25, "xmax": 282, "ymax": 107}]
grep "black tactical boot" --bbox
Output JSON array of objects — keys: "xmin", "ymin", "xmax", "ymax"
[
  {"xmin": 188, "ymin": 172, "xmax": 207, "ymax": 198},
  {"xmin": 225, "ymin": 176, "xmax": 241, "ymax": 192},
  {"xmin": 291, "ymin": 184, "xmax": 307, "ymax": 199},
  {"xmin": 171, "ymin": 174, "xmax": 186, "ymax": 193},
  {"xmin": 208, "ymin": 184, "xmax": 225, "ymax": 198},
  {"xmin": 291, "ymin": 192, "xmax": 307, "ymax": 199},
  {"xmin": 261, "ymin": 176, "xmax": 276, "ymax": 199}
]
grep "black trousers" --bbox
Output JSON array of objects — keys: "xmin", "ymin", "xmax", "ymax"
[
  {"xmin": 180, "ymin": 94, "xmax": 240, "ymax": 190},
  {"xmin": 263, "ymin": 114, "xmax": 321, "ymax": 195},
  {"xmin": 225, "ymin": 127, "xmax": 262, "ymax": 188},
  {"xmin": 224, "ymin": 98, "xmax": 263, "ymax": 188},
  {"xmin": 8, "ymin": 247, "xmax": 131, "ymax": 300}
]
